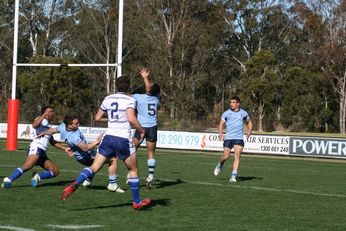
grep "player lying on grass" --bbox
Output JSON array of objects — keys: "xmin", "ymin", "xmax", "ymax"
[
  {"xmin": 60, "ymin": 76, "xmax": 151, "ymax": 209},
  {"xmin": 37, "ymin": 115, "xmax": 124, "ymax": 193},
  {"xmin": 2, "ymin": 106, "xmax": 67, "ymax": 188}
]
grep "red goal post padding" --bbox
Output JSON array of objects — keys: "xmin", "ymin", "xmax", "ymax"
[{"xmin": 6, "ymin": 99, "xmax": 19, "ymax": 151}]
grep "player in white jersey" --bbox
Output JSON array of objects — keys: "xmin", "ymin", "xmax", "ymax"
[
  {"xmin": 213, "ymin": 96, "xmax": 253, "ymax": 182},
  {"xmin": 132, "ymin": 68, "xmax": 160, "ymax": 188},
  {"xmin": 60, "ymin": 76, "xmax": 151, "ymax": 209},
  {"xmin": 37, "ymin": 115, "xmax": 124, "ymax": 193},
  {"xmin": 2, "ymin": 106, "xmax": 67, "ymax": 188}
]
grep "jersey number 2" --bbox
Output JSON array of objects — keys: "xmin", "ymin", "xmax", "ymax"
[{"xmin": 111, "ymin": 102, "xmax": 119, "ymax": 120}]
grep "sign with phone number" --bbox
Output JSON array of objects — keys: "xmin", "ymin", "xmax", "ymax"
[{"xmin": 156, "ymin": 130, "xmax": 290, "ymax": 155}]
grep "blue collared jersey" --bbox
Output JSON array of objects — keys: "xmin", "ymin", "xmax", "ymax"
[
  {"xmin": 56, "ymin": 123, "xmax": 95, "ymax": 160},
  {"xmin": 132, "ymin": 93, "xmax": 160, "ymax": 127},
  {"xmin": 221, "ymin": 108, "xmax": 250, "ymax": 140}
]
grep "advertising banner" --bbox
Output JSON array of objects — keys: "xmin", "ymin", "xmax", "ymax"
[
  {"xmin": 290, "ymin": 137, "xmax": 346, "ymax": 158},
  {"xmin": 1, "ymin": 123, "xmax": 345, "ymax": 159}
]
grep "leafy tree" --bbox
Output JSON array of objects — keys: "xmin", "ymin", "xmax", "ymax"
[
  {"xmin": 240, "ymin": 50, "xmax": 279, "ymax": 132},
  {"xmin": 280, "ymin": 67, "xmax": 336, "ymax": 132}
]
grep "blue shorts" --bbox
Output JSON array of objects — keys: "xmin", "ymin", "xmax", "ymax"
[
  {"xmin": 76, "ymin": 150, "xmax": 96, "ymax": 166},
  {"xmin": 134, "ymin": 125, "xmax": 158, "ymax": 142},
  {"xmin": 77, "ymin": 157, "xmax": 94, "ymax": 166},
  {"xmin": 98, "ymin": 135, "xmax": 135, "ymax": 160},
  {"xmin": 223, "ymin": 139, "xmax": 244, "ymax": 149},
  {"xmin": 26, "ymin": 145, "xmax": 49, "ymax": 168}
]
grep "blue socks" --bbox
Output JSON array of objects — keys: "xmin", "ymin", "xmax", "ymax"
[
  {"xmin": 39, "ymin": 170, "xmax": 54, "ymax": 179},
  {"xmin": 76, "ymin": 167, "xmax": 93, "ymax": 185},
  {"xmin": 128, "ymin": 177, "xmax": 141, "ymax": 203},
  {"xmin": 9, "ymin": 167, "xmax": 24, "ymax": 182}
]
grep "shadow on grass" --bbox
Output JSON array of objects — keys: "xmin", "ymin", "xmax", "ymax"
[
  {"xmin": 40, "ymin": 180, "xmax": 75, "ymax": 187},
  {"xmin": 70, "ymin": 198, "xmax": 170, "ymax": 211},
  {"xmin": 237, "ymin": 176, "xmax": 262, "ymax": 182},
  {"xmin": 152, "ymin": 179, "xmax": 185, "ymax": 189}
]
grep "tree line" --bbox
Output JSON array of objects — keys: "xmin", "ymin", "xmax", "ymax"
[{"xmin": 0, "ymin": 0, "xmax": 345, "ymax": 133}]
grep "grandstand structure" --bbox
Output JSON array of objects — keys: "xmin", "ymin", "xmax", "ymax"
[{"xmin": 6, "ymin": 0, "xmax": 124, "ymax": 150}]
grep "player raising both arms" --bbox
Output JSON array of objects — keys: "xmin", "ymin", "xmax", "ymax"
[
  {"xmin": 132, "ymin": 68, "xmax": 160, "ymax": 188},
  {"xmin": 2, "ymin": 106, "xmax": 67, "ymax": 188},
  {"xmin": 60, "ymin": 76, "xmax": 151, "ymax": 209}
]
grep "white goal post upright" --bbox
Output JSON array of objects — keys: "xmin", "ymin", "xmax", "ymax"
[{"xmin": 6, "ymin": 0, "xmax": 124, "ymax": 150}]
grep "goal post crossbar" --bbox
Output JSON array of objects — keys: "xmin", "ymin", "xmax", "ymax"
[
  {"xmin": 7, "ymin": 0, "xmax": 124, "ymax": 151},
  {"xmin": 16, "ymin": 63, "xmax": 119, "ymax": 67}
]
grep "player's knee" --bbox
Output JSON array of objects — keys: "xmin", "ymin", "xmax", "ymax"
[{"xmin": 52, "ymin": 168, "xmax": 59, "ymax": 176}]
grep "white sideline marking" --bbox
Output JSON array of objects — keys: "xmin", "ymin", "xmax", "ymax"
[
  {"xmin": 180, "ymin": 179, "xmax": 346, "ymax": 198},
  {"xmin": 0, "ymin": 226, "xmax": 35, "ymax": 231},
  {"xmin": 47, "ymin": 225, "xmax": 104, "ymax": 229},
  {"xmin": 1, "ymin": 164, "xmax": 346, "ymax": 198}
]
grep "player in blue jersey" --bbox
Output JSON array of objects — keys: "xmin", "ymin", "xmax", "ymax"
[
  {"xmin": 60, "ymin": 76, "xmax": 151, "ymax": 209},
  {"xmin": 132, "ymin": 68, "xmax": 160, "ymax": 188},
  {"xmin": 213, "ymin": 96, "xmax": 253, "ymax": 182},
  {"xmin": 37, "ymin": 115, "xmax": 124, "ymax": 193},
  {"xmin": 2, "ymin": 106, "xmax": 67, "ymax": 188}
]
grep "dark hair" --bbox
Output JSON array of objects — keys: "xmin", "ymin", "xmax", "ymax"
[
  {"xmin": 41, "ymin": 105, "xmax": 53, "ymax": 114},
  {"xmin": 63, "ymin": 115, "xmax": 78, "ymax": 126},
  {"xmin": 230, "ymin": 96, "xmax": 240, "ymax": 103},
  {"xmin": 149, "ymin": 83, "xmax": 160, "ymax": 96},
  {"xmin": 116, "ymin": 76, "xmax": 130, "ymax": 93}
]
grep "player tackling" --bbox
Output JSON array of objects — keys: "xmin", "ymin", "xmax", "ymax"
[{"xmin": 60, "ymin": 76, "xmax": 151, "ymax": 209}]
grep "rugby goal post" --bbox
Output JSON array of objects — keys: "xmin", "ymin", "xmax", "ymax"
[{"xmin": 6, "ymin": 0, "xmax": 124, "ymax": 150}]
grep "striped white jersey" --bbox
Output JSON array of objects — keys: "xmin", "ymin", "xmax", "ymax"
[
  {"xmin": 32, "ymin": 118, "xmax": 52, "ymax": 151},
  {"xmin": 100, "ymin": 92, "xmax": 135, "ymax": 139}
]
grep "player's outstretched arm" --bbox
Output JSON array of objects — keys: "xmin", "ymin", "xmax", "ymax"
[
  {"xmin": 76, "ymin": 133, "xmax": 103, "ymax": 152},
  {"xmin": 140, "ymin": 68, "xmax": 151, "ymax": 93},
  {"xmin": 37, "ymin": 127, "xmax": 58, "ymax": 138},
  {"xmin": 50, "ymin": 139, "xmax": 68, "ymax": 151}
]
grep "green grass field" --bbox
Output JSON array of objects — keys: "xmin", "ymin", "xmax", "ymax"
[{"xmin": 1, "ymin": 139, "xmax": 346, "ymax": 231}]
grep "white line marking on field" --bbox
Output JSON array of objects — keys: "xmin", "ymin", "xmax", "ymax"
[
  {"xmin": 47, "ymin": 224, "xmax": 104, "ymax": 229},
  {"xmin": 179, "ymin": 179, "xmax": 346, "ymax": 198},
  {"xmin": 1, "ymin": 164, "xmax": 346, "ymax": 198},
  {"xmin": 0, "ymin": 225, "xmax": 35, "ymax": 231}
]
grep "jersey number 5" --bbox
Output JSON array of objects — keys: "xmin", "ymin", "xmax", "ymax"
[{"xmin": 148, "ymin": 103, "xmax": 156, "ymax": 116}]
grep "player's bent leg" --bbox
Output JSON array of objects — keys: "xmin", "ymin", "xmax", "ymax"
[
  {"xmin": 2, "ymin": 155, "xmax": 39, "ymax": 188},
  {"xmin": 89, "ymin": 153, "xmax": 107, "ymax": 173},
  {"xmin": 214, "ymin": 148, "xmax": 231, "ymax": 176},
  {"xmin": 61, "ymin": 153, "xmax": 107, "ymax": 201},
  {"xmin": 31, "ymin": 160, "xmax": 59, "ymax": 188}
]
